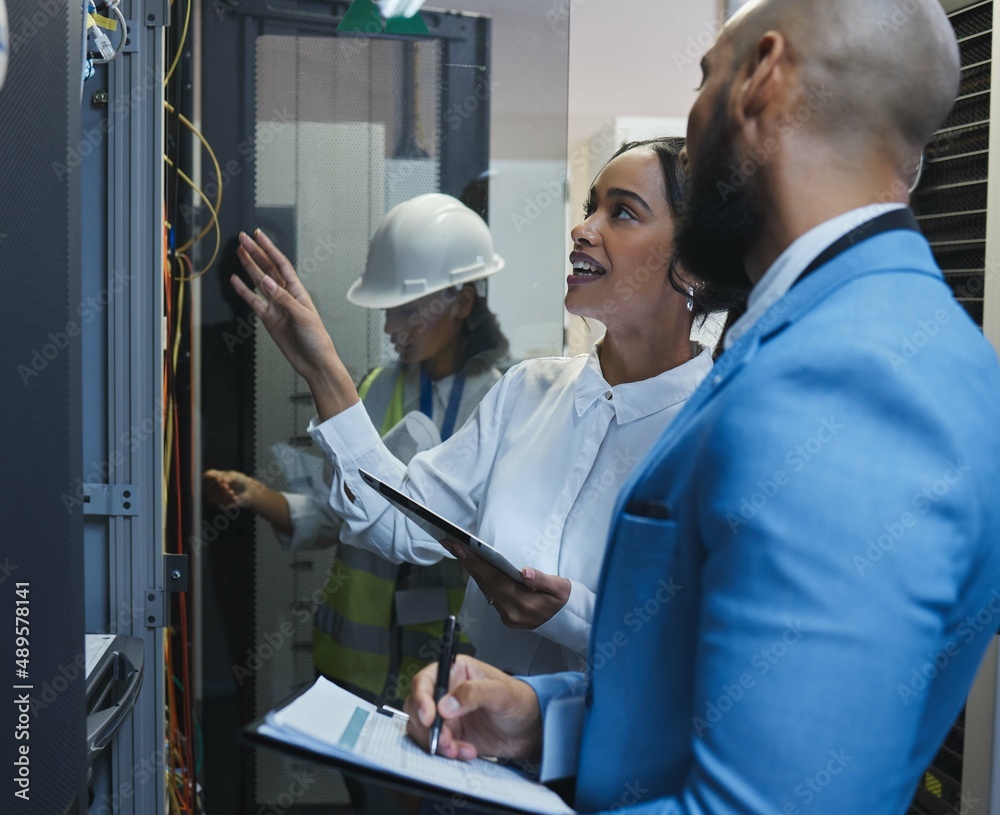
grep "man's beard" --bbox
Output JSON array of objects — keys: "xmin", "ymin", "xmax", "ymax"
[{"xmin": 674, "ymin": 94, "xmax": 763, "ymax": 306}]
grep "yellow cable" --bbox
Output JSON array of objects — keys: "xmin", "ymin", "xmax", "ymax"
[
  {"xmin": 164, "ymin": 0, "xmax": 191, "ymax": 85},
  {"xmin": 166, "ymin": 772, "xmax": 182, "ymax": 814},
  {"xmin": 163, "ymin": 264, "xmax": 171, "ymax": 508},
  {"xmin": 164, "ymin": 395, "xmax": 174, "ymax": 505},
  {"xmin": 164, "ymin": 155, "xmax": 221, "ymax": 279},
  {"xmin": 165, "ymin": 101, "xmax": 223, "ymax": 250},
  {"xmin": 172, "ymin": 275, "xmax": 185, "ymax": 374}
]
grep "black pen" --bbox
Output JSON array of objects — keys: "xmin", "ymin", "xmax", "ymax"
[{"xmin": 429, "ymin": 614, "xmax": 458, "ymax": 756}]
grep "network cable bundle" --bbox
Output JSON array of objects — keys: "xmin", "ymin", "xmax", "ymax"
[{"xmin": 83, "ymin": 0, "xmax": 127, "ymax": 80}]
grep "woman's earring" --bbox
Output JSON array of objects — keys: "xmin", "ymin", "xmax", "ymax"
[{"xmin": 686, "ymin": 285, "xmax": 695, "ymax": 313}]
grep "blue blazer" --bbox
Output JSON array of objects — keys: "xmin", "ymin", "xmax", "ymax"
[{"xmin": 529, "ymin": 224, "xmax": 1000, "ymax": 814}]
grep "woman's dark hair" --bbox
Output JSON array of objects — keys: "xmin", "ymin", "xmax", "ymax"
[
  {"xmin": 605, "ymin": 137, "xmax": 741, "ymax": 326},
  {"xmin": 459, "ymin": 285, "xmax": 509, "ymax": 372}
]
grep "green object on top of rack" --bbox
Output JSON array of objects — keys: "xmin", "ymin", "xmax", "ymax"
[
  {"xmin": 337, "ymin": 0, "xmax": 429, "ymax": 36},
  {"xmin": 337, "ymin": 0, "xmax": 382, "ymax": 33},
  {"xmin": 384, "ymin": 12, "xmax": 429, "ymax": 36}
]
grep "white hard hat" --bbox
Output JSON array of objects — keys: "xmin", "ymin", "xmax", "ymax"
[{"xmin": 347, "ymin": 193, "xmax": 505, "ymax": 310}]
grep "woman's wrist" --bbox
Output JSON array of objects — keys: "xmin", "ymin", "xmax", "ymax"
[
  {"xmin": 306, "ymin": 349, "xmax": 361, "ymax": 421},
  {"xmin": 242, "ymin": 477, "xmax": 264, "ymax": 512},
  {"xmin": 245, "ymin": 481, "xmax": 294, "ymax": 535}
]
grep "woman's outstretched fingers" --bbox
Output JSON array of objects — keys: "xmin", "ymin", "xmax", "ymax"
[
  {"xmin": 235, "ymin": 237, "xmax": 271, "ymax": 288},
  {"xmin": 254, "ymin": 228, "xmax": 311, "ymax": 297},
  {"xmin": 229, "ymin": 272, "xmax": 268, "ymax": 317},
  {"xmin": 240, "ymin": 232, "xmax": 284, "ymax": 285},
  {"xmin": 253, "ymin": 228, "xmax": 291, "ymax": 269},
  {"xmin": 240, "ymin": 229, "xmax": 318, "ymax": 309}
]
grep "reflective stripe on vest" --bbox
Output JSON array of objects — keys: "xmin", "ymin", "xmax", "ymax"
[
  {"xmin": 313, "ymin": 547, "xmax": 470, "ymax": 698},
  {"xmin": 357, "ymin": 366, "xmax": 407, "ymax": 437},
  {"xmin": 312, "ymin": 366, "xmax": 471, "ymax": 700}
]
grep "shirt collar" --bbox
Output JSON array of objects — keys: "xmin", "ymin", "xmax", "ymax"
[
  {"xmin": 575, "ymin": 344, "xmax": 714, "ymax": 425},
  {"xmin": 431, "ymin": 372, "xmax": 455, "ymax": 400},
  {"xmin": 724, "ymin": 203, "xmax": 906, "ymax": 350}
]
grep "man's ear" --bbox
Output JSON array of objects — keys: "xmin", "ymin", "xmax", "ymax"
[
  {"xmin": 451, "ymin": 285, "xmax": 476, "ymax": 321},
  {"xmin": 733, "ymin": 31, "xmax": 791, "ymax": 130}
]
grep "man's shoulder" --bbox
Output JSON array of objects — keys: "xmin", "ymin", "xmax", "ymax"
[
  {"xmin": 788, "ymin": 267, "xmax": 992, "ymax": 370},
  {"xmin": 707, "ymin": 270, "xmax": 1000, "ymax": 465}
]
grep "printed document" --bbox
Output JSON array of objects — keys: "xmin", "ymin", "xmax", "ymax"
[{"xmin": 256, "ymin": 677, "xmax": 574, "ymax": 814}]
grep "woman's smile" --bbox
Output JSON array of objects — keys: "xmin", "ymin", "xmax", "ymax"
[{"xmin": 568, "ymin": 251, "xmax": 608, "ymax": 285}]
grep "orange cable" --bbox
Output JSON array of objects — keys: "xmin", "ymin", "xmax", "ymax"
[{"xmin": 170, "ymin": 255, "xmax": 196, "ymax": 812}]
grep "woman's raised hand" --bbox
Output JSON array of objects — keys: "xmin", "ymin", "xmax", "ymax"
[{"xmin": 231, "ymin": 230, "xmax": 358, "ymax": 420}]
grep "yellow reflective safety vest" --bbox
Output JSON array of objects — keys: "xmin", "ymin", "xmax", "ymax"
[{"xmin": 312, "ymin": 364, "xmax": 497, "ymax": 703}]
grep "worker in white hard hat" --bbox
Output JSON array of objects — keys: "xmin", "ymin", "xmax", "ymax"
[{"xmin": 204, "ymin": 193, "xmax": 509, "ymax": 702}]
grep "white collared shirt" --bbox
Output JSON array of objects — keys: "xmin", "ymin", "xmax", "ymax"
[
  {"xmin": 308, "ymin": 345, "xmax": 713, "ymax": 675},
  {"xmin": 725, "ymin": 203, "xmax": 906, "ymax": 349}
]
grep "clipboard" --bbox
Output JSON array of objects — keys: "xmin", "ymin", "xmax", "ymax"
[
  {"xmin": 244, "ymin": 677, "xmax": 575, "ymax": 815},
  {"xmin": 358, "ymin": 468, "xmax": 524, "ymax": 583}
]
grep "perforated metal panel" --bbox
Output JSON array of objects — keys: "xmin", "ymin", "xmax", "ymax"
[
  {"xmin": 912, "ymin": 1, "xmax": 992, "ymax": 328},
  {"xmin": 251, "ymin": 32, "xmax": 443, "ymax": 807},
  {"xmin": 908, "ymin": 7, "xmax": 993, "ymax": 812}
]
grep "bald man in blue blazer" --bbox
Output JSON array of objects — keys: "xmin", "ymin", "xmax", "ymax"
[{"xmin": 403, "ymin": 1, "xmax": 1000, "ymax": 812}]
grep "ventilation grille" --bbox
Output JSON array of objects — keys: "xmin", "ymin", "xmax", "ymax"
[
  {"xmin": 911, "ymin": 0, "xmax": 992, "ymax": 328},
  {"xmin": 909, "ymin": 712, "xmax": 967, "ymax": 815},
  {"xmin": 908, "ymin": 5, "xmax": 991, "ymax": 811}
]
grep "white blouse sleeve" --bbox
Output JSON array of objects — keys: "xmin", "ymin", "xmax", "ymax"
[
  {"xmin": 531, "ymin": 578, "xmax": 595, "ymax": 657},
  {"xmin": 307, "ymin": 374, "xmax": 509, "ymax": 566},
  {"xmin": 274, "ymin": 492, "xmax": 343, "ymax": 553}
]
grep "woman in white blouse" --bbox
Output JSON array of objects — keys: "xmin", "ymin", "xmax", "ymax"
[{"xmin": 231, "ymin": 137, "xmax": 717, "ymax": 676}]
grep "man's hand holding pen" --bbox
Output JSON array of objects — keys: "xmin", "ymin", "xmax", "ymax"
[{"xmin": 404, "ymin": 655, "xmax": 544, "ymax": 762}]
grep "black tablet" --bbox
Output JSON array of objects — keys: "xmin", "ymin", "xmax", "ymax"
[{"xmin": 358, "ymin": 469, "xmax": 524, "ymax": 583}]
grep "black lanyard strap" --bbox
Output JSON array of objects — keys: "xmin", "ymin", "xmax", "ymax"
[{"xmin": 796, "ymin": 208, "xmax": 920, "ymax": 286}]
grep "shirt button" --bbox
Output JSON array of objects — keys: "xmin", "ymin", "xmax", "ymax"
[
  {"xmin": 604, "ymin": 390, "xmax": 613, "ymax": 400},
  {"xmin": 713, "ymin": 376, "xmax": 722, "ymax": 385}
]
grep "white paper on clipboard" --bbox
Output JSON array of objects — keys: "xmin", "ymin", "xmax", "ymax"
[{"xmin": 258, "ymin": 677, "xmax": 575, "ymax": 815}]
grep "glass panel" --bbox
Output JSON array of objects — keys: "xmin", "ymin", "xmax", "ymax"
[
  {"xmin": 197, "ymin": 3, "xmax": 570, "ymax": 811},
  {"xmin": 457, "ymin": 0, "xmax": 572, "ymax": 360},
  {"xmin": 251, "ymin": 33, "xmax": 448, "ymax": 805}
]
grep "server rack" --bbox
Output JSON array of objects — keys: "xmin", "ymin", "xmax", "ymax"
[{"xmin": 908, "ymin": 2, "xmax": 1000, "ymax": 812}]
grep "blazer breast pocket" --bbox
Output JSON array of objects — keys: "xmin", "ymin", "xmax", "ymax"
[
  {"xmin": 624, "ymin": 497, "xmax": 671, "ymax": 520},
  {"xmin": 611, "ymin": 510, "xmax": 678, "ymax": 562},
  {"xmin": 590, "ymin": 512, "xmax": 687, "ymax": 687}
]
